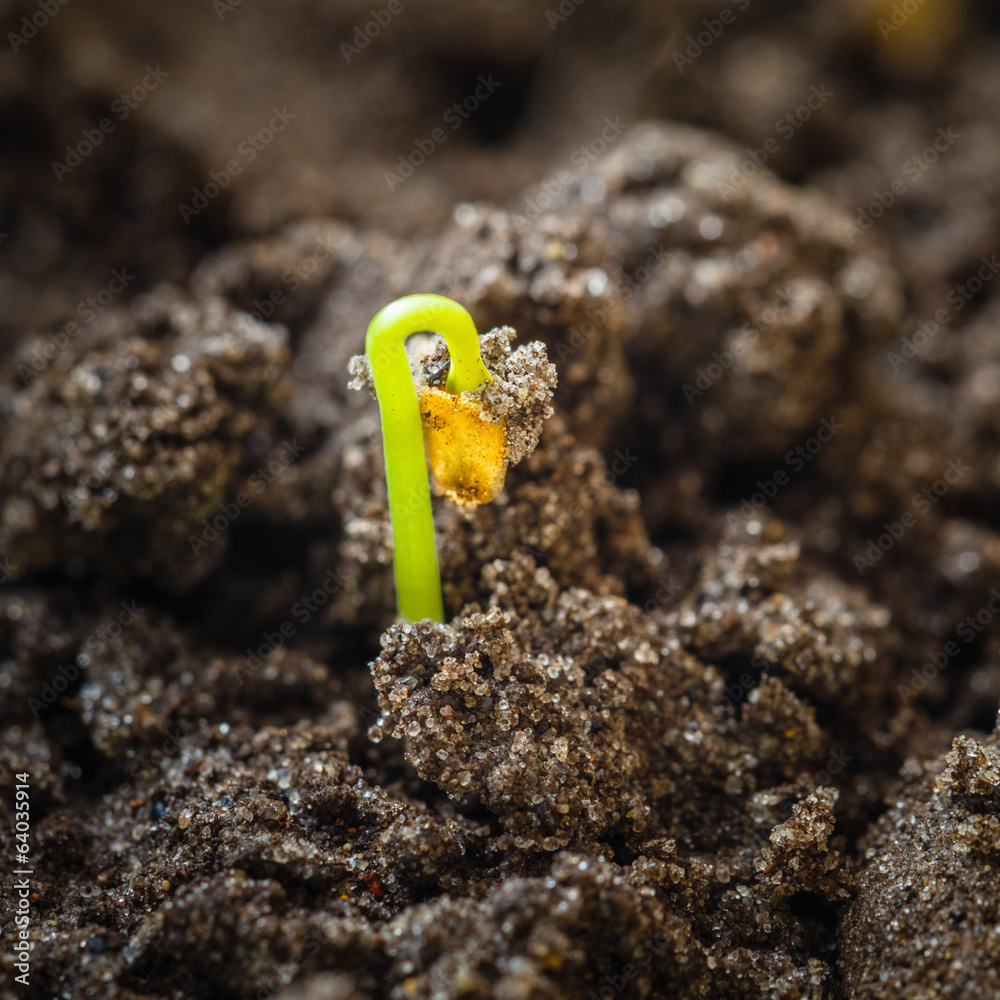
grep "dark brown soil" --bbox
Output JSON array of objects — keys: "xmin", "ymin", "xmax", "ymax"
[{"xmin": 2, "ymin": 2, "xmax": 1000, "ymax": 998}]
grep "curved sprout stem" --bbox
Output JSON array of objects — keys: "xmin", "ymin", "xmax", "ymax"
[{"xmin": 365, "ymin": 294, "xmax": 492, "ymax": 622}]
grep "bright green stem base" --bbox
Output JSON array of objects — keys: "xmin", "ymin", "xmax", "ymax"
[{"xmin": 365, "ymin": 294, "xmax": 491, "ymax": 623}]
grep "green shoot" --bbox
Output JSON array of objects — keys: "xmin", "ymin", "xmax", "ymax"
[{"xmin": 365, "ymin": 294, "xmax": 492, "ymax": 623}]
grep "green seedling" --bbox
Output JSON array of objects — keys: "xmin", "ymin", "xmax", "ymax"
[{"xmin": 365, "ymin": 293, "xmax": 496, "ymax": 623}]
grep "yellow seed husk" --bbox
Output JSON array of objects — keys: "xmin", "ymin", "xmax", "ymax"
[{"xmin": 418, "ymin": 386, "xmax": 507, "ymax": 507}]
